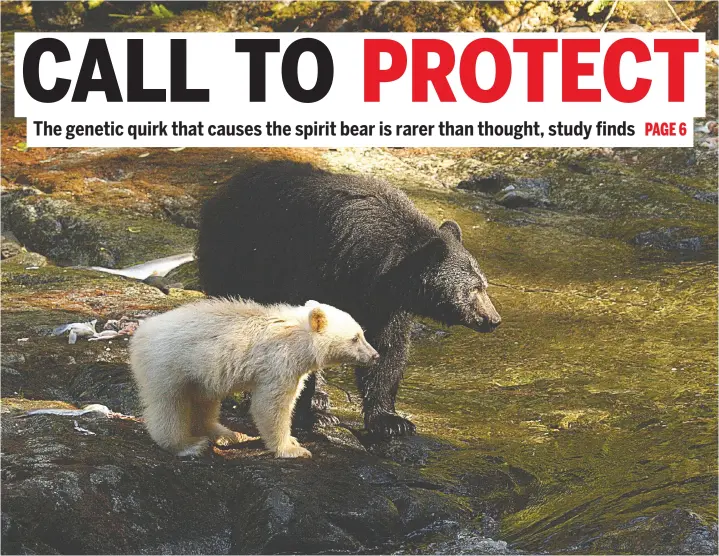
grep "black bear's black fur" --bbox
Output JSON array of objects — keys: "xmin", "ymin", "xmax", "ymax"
[{"xmin": 198, "ymin": 161, "xmax": 501, "ymax": 437}]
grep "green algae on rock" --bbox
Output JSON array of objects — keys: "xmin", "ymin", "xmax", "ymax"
[{"xmin": 164, "ymin": 260, "xmax": 201, "ymax": 291}]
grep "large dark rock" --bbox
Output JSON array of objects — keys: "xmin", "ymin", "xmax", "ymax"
[
  {"xmin": 0, "ymin": 401, "xmax": 528, "ymax": 554},
  {"xmin": 1, "ymin": 190, "xmax": 196, "ymax": 268},
  {"xmin": 494, "ymin": 179, "xmax": 551, "ymax": 209}
]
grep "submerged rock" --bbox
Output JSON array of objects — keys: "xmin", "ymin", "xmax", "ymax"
[
  {"xmin": 410, "ymin": 321, "xmax": 450, "ymax": 342},
  {"xmin": 632, "ymin": 227, "xmax": 706, "ymax": 252},
  {"xmin": 457, "ymin": 174, "xmax": 551, "ymax": 209},
  {"xmin": 677, "ymin": 184, "xmax": 719, "ymax": 205},
  {"xmin": 457, "ymin": 172, "xmax": 509, "ymax": 194},
  {"xmin": 571, "ymin": 509, "xmax": 718, "ymax": 555}
]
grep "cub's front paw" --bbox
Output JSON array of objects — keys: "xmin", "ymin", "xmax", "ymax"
[
  {"xmin": 275, "ymin": 443, "xmax": 313, "ymax": 459},
  {"xmin": 214, "ymin": 431, "xmax": 254, "ymax": 447},
  {"xmin": 210, "ymin": 424, "xmax": 255, "ymax": 447},
  {"xmin": 366, "ymin": 412, "xmax": 417, "ymax": 438}
]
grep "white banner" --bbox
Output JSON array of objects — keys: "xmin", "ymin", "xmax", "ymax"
[{"xmin": 14, "ymin": 32, "xmax": 706, "ymax": 147}]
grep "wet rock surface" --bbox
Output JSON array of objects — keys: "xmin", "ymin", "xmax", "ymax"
[
  {"xmin": 458, "ymin": 174, "xmax": 551, "ymax": 209},
  {"xmin": 457, "ymin": 172, "xmax": 509, "ymax": 194},
  {"xmin": 164, "ymin": 260, "xmax": 201, "ymax": 291},
  {"xmin": 1, "ymin": 405, "xmax": 511, "ymax": 555},
  {"xmin": 0, "ymin": 352, "xmax": 530, "ymax": 554}
]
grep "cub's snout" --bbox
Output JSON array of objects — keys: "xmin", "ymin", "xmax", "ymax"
[{"xmin": 358, "ymin": 339, "xmax": 380, "ymax": 365}]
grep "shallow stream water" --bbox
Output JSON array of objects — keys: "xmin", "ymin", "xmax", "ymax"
[{"xmin": 330, "ymin": 181, "xmax": 717, "ymax": 552}]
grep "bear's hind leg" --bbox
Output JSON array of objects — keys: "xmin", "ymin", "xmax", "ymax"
[
  {"xmin": 251, "ymin": 381, "xmax": 312, "ymax": 459},
  {"xmin": 143, "ymin": 386, "xmax": 209, "ymax": 456}
]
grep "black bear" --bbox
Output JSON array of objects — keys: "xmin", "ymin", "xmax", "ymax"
[{"xmin": 197, "ymin": 161, "xmax": 501, "ymax": 437}]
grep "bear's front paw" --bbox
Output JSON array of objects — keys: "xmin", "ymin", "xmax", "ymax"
[
  {"xmin": 313, "ymin": 409, "xmax": 341, "ymax": 427},
  {"xmin": 366, "ymin": 412, "xmax": 417, "ymax": 438},
  {"xmin": 293, "ymin": 408, "xmax": 340, "ymax": 430},
  {"xmin": 311, "ymin": 389, "xmax": 331, "ymax": 412},
  {"xmin": 275, "ymin": 443, "xmax": 313, "ymax": 459}
]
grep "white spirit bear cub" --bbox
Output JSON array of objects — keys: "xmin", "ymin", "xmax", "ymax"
[{"xmin": 130, "ymin": 299, "xmax": 379, "ymax": 458}]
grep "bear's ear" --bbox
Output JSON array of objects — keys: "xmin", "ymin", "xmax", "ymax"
[
  {"xmin": 439, "ymin": 220, "xmax": 463, "ymax": 243},
  {"xmin": 305, "ymin": 300, "xmax": 320, "ymax": 308},
  {"xmin": 309, "ymin": 307, "xmax": 328, "ymax": 333}
]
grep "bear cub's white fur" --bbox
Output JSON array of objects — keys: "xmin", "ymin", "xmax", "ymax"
[{"xmin": 130, "ymin": 298, "xmax": 378, "ymax": 458}]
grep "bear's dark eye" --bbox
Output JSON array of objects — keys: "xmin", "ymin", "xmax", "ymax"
[{"xmin": 353, "ymin": 335, "xmax": 360, "ymax": 343}]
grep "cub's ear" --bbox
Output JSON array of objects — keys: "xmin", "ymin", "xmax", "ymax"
[
  {"xmin": 439, "ymin": 220, "xmax": 463, "ymax": 243},
  {"xmin": 309, "ymin": 307, "xmax": 328, "ymax": 333},
  {"xmin": 305, "ymin": 300, "xmax": 320, "ymax": 308}
]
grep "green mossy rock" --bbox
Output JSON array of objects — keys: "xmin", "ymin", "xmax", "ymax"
[{"xmin": 2, "ymin": 192, "xmax": 197, "ymax": 268}]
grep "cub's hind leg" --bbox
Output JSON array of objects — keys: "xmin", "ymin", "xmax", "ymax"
[
  {"xmin": 194, "ymin": 397, "xmax": 247, "ymax": 447},
  {"xmin": 143, "ymin": 384, "xmax": 209, "ymax": 457}
]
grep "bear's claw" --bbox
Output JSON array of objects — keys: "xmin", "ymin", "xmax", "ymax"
[
  {"xmin": 313, "ymin": 409, "xmax": 341, "ymax": 427},
  {"xmin": 366, "ymin": 413, "xmax": 416, "ymax": 438}
]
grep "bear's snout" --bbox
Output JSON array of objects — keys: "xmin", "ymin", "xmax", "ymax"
[
  {"xmin": 478, "ymin": 316, "xmax": 501, "ymax": 332},
  {"xmin": 472, "ymin": 290, "xmax": 502, "ymax": 333}
]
